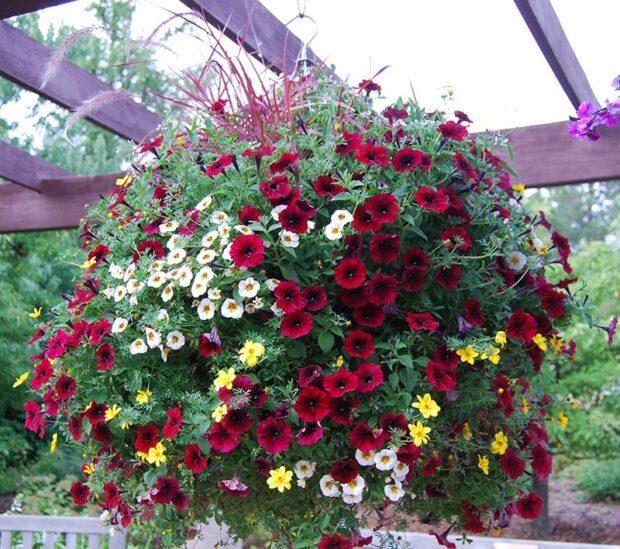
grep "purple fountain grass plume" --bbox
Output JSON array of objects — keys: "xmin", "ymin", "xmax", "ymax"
[{"xmin": 64, "ymin": 89, "xmax": 132, "ymax": 138}]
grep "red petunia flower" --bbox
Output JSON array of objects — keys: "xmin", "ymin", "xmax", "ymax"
[
  {"xmin": 90, "ymin": 318, "xmax": 111, "ymax": 346},
  {"xmin": 435, "ymin": 265, "xmax": 462, "ymax": 290},
  {"xmin": 70, "ymin": 481, "xmax": 91, "ymax": 505},
  {"xmin": 339, "ymin": 286, "xmax": 368, "ymax": 309},
  {"xmin": 68, "ymin": 415, "xmax": 84, "ymax": 441},
  {"xmin": 355, "ymin": 143, "xmax": 390, "ymax": 167},
  {"xmin": 242, "ymin": 145, "xmax": 275, "ymax": 158},
  {"xmin": 270, "ymin": 152, "xmax": 299, "ymax": 173},
  {"xmin": 85, "ymin": 401, "xmax": 108, "ymax": 425},
  {"xmin": 393, "ymin": 147, "xmax": 423, "ymax": 172},
  {"xmin": 328, "ymin": 397, "xmax": 360, "ymax": 426},
  {"xmin": 297, "ymin": 421, "xmax": 324, "ymax": 445},
  {"xmin": 366, "ymin": 273, "xmax": 398, "ymax": 305},
  {"xmin": 55, "ymin": 375, "xmax": 77, "ymax": 401},
  {"xmin": 162, "ymin": 408, "xmax": 183, "ymax": 439},
  {"xmin": 281, "ymin": 310, "xmax": 313, "ymax": 339},
  {"xmin": 259, "ymin": 175, "xmax": 291, "ymax": 200},
  {"xmin": 530, "ymin": 443, "xmax": 553, "ymax": 481},
  {"xmin": 422, "ymin": 453, "xmax": 443, "ymax": 477},
  {"xmin": 198, "ymin": 331, "xmax": 222, "ymax": 357},
  {"xmin": 379, "ymin": 412, "xmax": 409, "ymax": 435},
  {"xmin": 403, "ymin": 248, "xmax": 430, "ymax": 270},
  {"xmin": 319, "ymin": 534, "xmax": 353, "ymax": 549},
  {"xmin": 506, "ymin": 310, "xmax": 537, "ymax": 343},
  {"xmin": 464, "ymin": 299, "xmax": 486, "ymax": 327},
  {"xmin": 219, "ymin": 475, "xmax": 251, "ymax": 497},
  {"xmin": 335, "ymin": 132, "xmax": 362, "ymax": 155},
  {"xmin": 499, "ymin": 448, "xmax": 525, "ymax": 479},
  {"xmin": 344, "ymin": 330, "xmax": 375, "ymax": 359},
  {"xmin": 275, "ymin": 280, "xmax": 306, "ymax": 313},
  {"xmin": 302, "ymin": 285, "xmax": 327, "ymax": 312},
  {"xmin": 256, "ymin": 417, "xmax": 293, "ymax": 454},
  {"xmin": 358, "ymin": 79, "xmax": 381, "ymax": 93},
  {"xmin": 135, "ymin": 423, "xmax": 159, "ymax": 453},
  {"xmin": 206, "ymin": 155, "xmax": 234, "ymax": 177},
  {"xmin": 415, "ymin": 186, "xmax": 449, "ymax": 214},
  {"xmin": 352, "ymin": 303, "xmax": 385, "ymax": 328},
  {"xmin": 172, "ymin": 490, "xmax": 189, "ymax": 511},
  {"xmin": 294, "ymin": 386, "xmax": 331, "ymax": 422},
  {"xmin": 369, "ymin": 233, "xmax": 401, "ymax": 264},
  {"xmin": 278, "ymin": 202, "xmax": 312, "ymax": 234},
  {"xmin": 152, "ymin": 476, "xmax": 180, "ymax": 504},
  {"xmin": 91, "ymin": 423, "xmax": 113, "ymax": 447},
  {"xmin": 355, "ymin": 362, "xmax": 384, "ymax": 393},
  {"xmin": 297, "ymin": 365, "xmax": 323, "ymax": 388},
  {"xmin": 538, "ymin": 288, "xmax": 566, "ymax": 319},
  {"xmin": 314, "ymin": 175, "xmax": 347, "ymax": 196},
  {"xmin": 401, "ymin": 267, "xmax": 426, "ymax": 293},
  {"xmin": 238, "ymin": 204, "xmax": 262, "ymax": 225},
  {"xmin": 334, "ymin": 258, "xmax": 367, "ymax": 289},
  {"xmin": 24, "ymin": 400, "xmax": 45, "ymax": 438},
  {"xmin": 420, "ymin": 153, "xmax": 433, "ymax": 171},
  {"xmin": 330, "ymin": 459, "xmax": 359, "ymax": 483},
  {"xmin": 441, "ymin": 227, "xmax": 472, "ymax": 251},
  {"xmin": 31, "ymin": 358, "xmax": 54, "ymax": 390},
  {"xmin": 46, "ymin": 330, "xmax": 68, "ymax": 359},
  {"xmin": 366, "ymin": 193, "xmax": 399, "ymax": 225},
  {"xmin": 222, "ymin": 408, "xmax": 254, "ymax": 435},
  {"xmin": 453, "ymin": 151, "xmax": 477, "ymax": 179},
  {"xmin": 352, "ymin": 204, "xmax": 382, "ymax": 232},
  {"xmin": 184, "ymin": 443, "xmax": 208, "ymax": 474},
  {"xmin": 438, "ymin": 121, "xmax": 468, "ymax": 141},
  {"xmin": 383, "ymin": 106, "xmax": 408, "ymax": 123},
  {"xmin": 96, "ymin": 343, "xmax": 115, "ymax": 371},
  {"xmin": 406, "ymin": 311, "xmax": 440, "ymax": 332},
  {"xmin": 425, "ymin": 360, "xmax": 457, "ymax": 392},
  {"xmin": 230, "ymin": 234, "xmax": 265, "ymax": 269},
  {"xmin": 103, "ymin": 482, "xmax": 121, "ymax": 508},
  {"xmin": 207, "ymin": 422, "xmax": 240, "ymax": 454},
  {"xmin": 397, "ymin": 442, "xmax": 422, "ymax": 465},
  {"xmin": 323, "ymin": 370, "xmax": 359, "ymax": 398},
  {"xmin": 516, "ymin": 492, "xmax": 543, "ymax": 519},
  {"xmin": 349, "ymin": 422, "xmax": 386, "ymax": 452},
  {"xmin": 133, "ymin": 239, "xmax": 165, "ymax": 262},
  {"xmin": 551, "ymin": 231, "xmax": 572, "ymax": 273}
]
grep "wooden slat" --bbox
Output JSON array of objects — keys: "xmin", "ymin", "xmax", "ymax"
[
  {"xmin": 87, "ymin": 534, "xmax": 100, "ymax": 549},
  {"xmin": 0, "ymin": 531, "xmax": 10, "ymax": 549},
  {"xmin": 43, "ymin": 532, "xmax": 56, "ymax": 549},
  {"xmin": 0, "ymin": 140, "xmax": 75, "ymax": 192},
  {"xmin": 0, "ymin": 22, "xmax": 161, "ymax": 142},
  {"xmin": 514, "ymin": 0, "xmax": 599, "ymax": 108},
  {"xmin": 0, "ymin": 0, "xmax": 77, "ymax": 19},
  {"xmin": 109, "ymin": 531, "xmax": 127, "ymax": 549},
  {"xmin": 22, "ymin": 531, "xmax": 34, "ymax": 549},
  {"xmin": 0, "ymin": 173, "xmax": 120, "ymax": 233},
  {"xmin": 179, "ymin": 0, "xmax": 338, "ymax": 79},
  {"xmin": 66, "ymin": 532, "xmax": 78, "ymax": 549}
]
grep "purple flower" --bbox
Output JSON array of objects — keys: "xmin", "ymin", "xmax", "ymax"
[
  {"xmin": 608, "ymin": 317, "xmax": 618, "ymax": 348},
  {"xmin": 612, "ymin": 75, "xmax": 620, "ymax": 91}
]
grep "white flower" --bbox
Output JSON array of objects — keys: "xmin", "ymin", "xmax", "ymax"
[
  {"xmin": 222, "ymin": 243, "xmax": 233, "ymax": 262},
  {"xmin": 166, "ymin": 331, "xmax": 185, "ymax": 350},
  {"xmin": 166, "ymin": 234, "xmax": 181, "ymax": 250},
  {"xmin": 509, "ymin": 197, "xmax": 523, "ymax": 212},
  {"xmin": 197, "ymin": 298, "xmax": 215, "ymax": 320},
  {"xmin": 234, "ymin": 224, "xmax": 254, "ymax": 235},
  {"xmin": 218, "ymin": 223, "xmax": 231, "ymax": 240},
  {"xmin": 375, "ymin": 449, "xmax": 397, "ymax": 471},
  {"xmin": 109, "ymin": 264, "xmax": 124, "ymax": 279},
  {"xmin": 306, "ymin": 221, "xmax": 315, "ymax": 232},
  {"xmin": 265, "ymin": 278, "xmax": 280, "ymax": 291},
  {"xmin": 111, "ymin": 317, "xmax": 128, "ymax": 334},
  {"xmin": 124, "ymin": 263, "xmax": 136, "ymax": 281},
  {"xmin": 342, "ymin": 492, "xmax": 363, "ymax": 504},
  {"xmin": 319, "ymin": 475, "xmax": 341, "ymax": 497},
  {"xmin": 195, "ymin": 195, "xmax": 212, "ymax": 211},
  {"xmin": 252, "ymin": 297, "xmax": 264, "ymax": 309},
  {"xmin": 159, "ymin": 345, "xmax": 170, "ymax": 362},
  {"xmin": 244, "ymin": 303, "xmax": 256, "ymax": 314},
  {"xmin": 159, "ymin": 220, "xmax": 179, "ymax": 234},
  {"xmin": 331, "ymin": 210, "xmax": 353, "ymax": 226},
  {"xmin": 355, "ymin": 449, "xmax": 376, "ymax": 466},
  {"xmin": 384, "ymin": 482, "xmax": 405, "ymax": 502},
  {"xmin": 238, "ymin": 277, "xmax": 260, "ymax": 298},
  {"xmin": 211, "ymin": 211, "xmax": 229, "ymax": 225},
  {"xmin": 196, "ymin": 266, "xmax": 215, "ymax": 284},
  {"xmin": 191, "ymin": 280, "xmax": 208, "ymax": 298},
  {"xmin": 156, "ymin": 309, "xmax": 169, "ymax": 323},
  {"xmin": 270, "ymin": 302, "xmax": 284, "ymax": 317},
  {"xmin": 196, "ymin": 249, "xmax": 217, "ymax": 265},
  {"xmin": 392, "ymin": 461, "xmax": 409, "ymax": 480},
  {"xmin": 342, "ymin": 475, "xmax": 365, "ymax": 496},
  {"xmin": 126, "ymin": 279, "xmax": 144, "ymax": 294},
  {"xmin": 148, "ymin": 261, "xmax": 164, "ymax": 273},
  {"xmin": 280, "ymin": 230, "xmax": 299, "ymax": 248},
  {"xmin": 129, "ymin": 295, "xmax": 138, "ymax": 307},
  {"xmin": 294, "ymin": 460, "xmax": 316, "ymax": 479},
  {"xmin": 175, "ymin": 266, "xmax": 193, "ymax": 287},
  {"xmin": 221, "ymin": 298, "xmax": 244, "ymax": 319},
  {"xmin": 161, "ymin": 283, "xmax": 175, "ymax": 303},
  {"xmin": 507, "ymin": 250, "xmax": 527, "ymax": 271},
  {"xmin": 145, "ymin": 328, "xmax": 161, "ymax": 349},
  {"xmin": 208, "ymin": 288, "xmax": 222, "ymax": 300},
  {"xmin": 324, "ymin": 223, "xmax": 343, "ymax": 240},
  {"xmin": 103, "ymin": 287, "xmax": 114, "ymax": 299},
  {"xmin": 271, "ymin": 204, "xmax": 286, "ymax": 220},
  {"xmin": 201, "ymin": 231, "xmax": 218, "ymax": 248},
  {"xmin": 129, "ymin": 339, "xmax": 147, "ymax": 355},
  {"xmin": 147, "ymin": 271, "xmax": 167, "ymax": 288},
  {"xmin": 113, "ymin": 286, "xmax": 127, "ymax": 303},
  {"xmin": 167, "ymin": 248, "xmax": 187, "ymax": 265},
  {"xmin": 296, "ymin": 478, "xmax": 307, "ymax": 488}
]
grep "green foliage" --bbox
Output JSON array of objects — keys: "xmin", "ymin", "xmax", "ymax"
[{"xmin": 574, "ymin": 459, "xmax": 620, "ymax": 501}]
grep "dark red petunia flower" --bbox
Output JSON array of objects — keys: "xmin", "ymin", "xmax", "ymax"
[
  {"xmin": 531, "ymin": 443, "xmax": 553, "ymax": 481},
  {"xmin": 135, "ymin": 423, "xmax": 159, "ymax": 453},
  {"xmin": 24, "ymin": 400, "xmax": 45, "ymax": 438},
  {"xmin": 551, "ymin": 231, "xmax": 572, "ymax": 273},
  {"xmin": 426, "ymin": 360, "xmax": 457, "ymax": 392},
  {"xmin": 331, "ymin": 459, "xmax": 359, "ymax": 483},
  {"xmin": 55, "ymin": 375, "xmax": 77, "ymax": 401},
  {"xmin": 335, "ymin": 132, "xmax": 362, "ymax": 154},
  {"xmin": 538, "ymin": 288, "xmax": 566, "ymax": 319},
  {"xmin": 230, "ymin": 234, "xmax": 265, "ymax": 269},
  {"xmin": 433, "ymin": 346, "xmax": 460, "ymax": 368},
  {"xmin": 279, "ymin": 202, "xmax": 312, "ymax": 234},
  {"xmin": 323, "ymin": 370, "xmax": 359, "ymax": 398},
  {"xmin": 516, "ymin": 492, "xmax": 543, "ymax": 519},
  {"xmin": 259, "ymin": 175, "xmax": 291, "ymax": 200},
  {"xmin": 206, "ymin": 154, "xmax": 233, "ymax": 177},
  {"xmin": 369, "ymin": 233, "xmax": 401, "ymax": 264},
  {"xmin": 91, "ymin": 423, "xmax": 113, "ymax": 447},
  {"xmin": 406, "ymin": 311, "xmax": 440, "ymax": 332},
  {"xmin": 353, "ymin": 303, "xmax": 385, "ymax": 328},
  {"xmin": 207, "ymin": 422, "xmax": 240, "ymax": 454},
  {"xmin": 247, "ymin": 384, "xmax": 268, "ymax": 408},
  {"xmin": 355, "ymin": 143, "xmax": 390, "ymax": 167},
  {"xmin": 499, "ymin": 448, "xmax": 525, "ymax": 479},
  {"xmin": 366, "ymin": 193, "xmax": 400, "ymax": 225},
  {"xmin": 222, "ymin": 408, "xmax": 254, "ymax": 435},
  {"xmin": 402, "ymin": 267, "xmax": 426, "ymax": 293},
  {"xmin": 198, "ymin": 332, "xmax": 222, "ymax": 357},
  {"xmin": 87, "ymin": 244, "xmax": 109, "ymax": 266},
  {"xmin": 242, "ymin": 145, "xmax": 275, "ymax": 158},
  {"xmin": 96, "ymin": 343, "xmax": 115, "ymax": 371},
  {"xmin": 334, "ymin": 258, "xmax": 367, "ymax": 289},
  {"xmin": 139, "ymin": 135, "xmax": 163, "ymax": 153},
  {"xmin": 339, "ymin": 286, "xmax": 368, "ymax": 309},
  {"xmin": 314, "ymin": 175, "xmax": 347, "ymax": 197},
  {"xmin": 397, "ymin": 442, "xmax": 422, "ymax": 465},
  {"xmin": 238, "ymin": 204, "xmax": 262, "ymax": 225},
  {"xmin": 133, "ymin": 239, "xmax": 166, "ymax": 262},
  {"xmin": 256, "ymin": 416, "xmax": 293, "ymax": 454},
  {"xmin": 297, "ymin": 365, "xmax": 323, "ymax": 388},
  {"xmin": 302, "ymin": 285, "xmax": 327, "ymax": 312},
  {"xmin": 463, "ymin": 518, "xmax": 485, "ymax": 534},
  {"xmin": 507, "ymin": 310, "xmax": 537, "ymax": 343},
  {"xmin": 319, "ymin": 534, "xmax": 353, "ymax": 549},
  {"xmin": 393, "ymin": 147, "xmax": 423, "ymax": 172},
  {"xmin": 68, "ymin": 415, "xmax": 84, "ymax": 441},
  {"xmin": 90, "ymin": 318, "xmax": 112, "ymax": 346},
  {"xmin": 172, "ymin": 490, "xmax": 189, "ymax": 511},
  {"xmin": 70, "ymin": 481, "xmax": 90, "ymax": 505},
  {"xmin": 379, "ymin": 412, "xmax": 409, "ymax": 434},
  {"xmin": 43, "ymin": 388, "xmax": 60, "ymax": 417},
  {"xmin": 294, "ymin": 386, "xmax": 331, "ymax": 422},
  {"xmin": 275, "ymin": 280, "xmax": 306, "ymax": 313},
  {"xmin": 152, "ymin": 476, "xmax": 180, "ymax": 504},
  {"xmin": 355, "ymin": 362, "xmax": 384, "ymax": 393},
  {"xmin": 184, "ymin": 443, "xmax": 208, "ymax": 474},
  {"xmin": 415, "ymin": 186, "xmax": 449, "ymax": 214},
  {"xmin": 103, "ymin": 482, "xmax": 121, "ymax": 508},
  {"xmin": 366, "ymin": 273, "xmax": 398, "ymax": 305},
  {"xmin": 358, "ymin": 79, "xmax": 381, "ymax": 93},
  {"xmin": 420, "ymin": 153, "xmax": 433, "ymax": 171},
  {"xmin": 403, "ymin": 248, "xmax": 430, "ymax": 271},
  {"xmin": 441, "ymin": 226, "xmax": 472, "ymax": 251},
  {"xmin": 435, "ymin": 265, "xmax": 462, "ymax": 290},
  {"xmin": 383, "ymin": 106, "xmax": 408, "ymax": 123},
  {"xmin": 46, "ymin": 330, "xmax": 68, "ymax": 360},
  {"xmin": 464, "ymin": 299, "xmax": 486, "ymax": 327},
  {"xmin": 344, "ymin": 330, "xmax": 375, "ymax": 359},
  {"xmin": 281, "ymin": 310, "xmax": 313, "ymax": 339},
  {"xmin": 85, "ymin": 401, "xmax": 108, "ymax": 425},
  {"xmin": 352, "ymin": 204, "xmax": 382, "ymax": 232},
  {"xmin": 269, "ymin": 152, "xmax": 299, "ymax": 173},
  {"xmin": 297, "ymin": 421, "xmax": 324, "ymax": 445},
  {"xmin": 438, "ymin": 121, "xmax": 468, "ymax": 141},
  {"xmin": 422, "ymin": 453, "xmax": 443, "ymax": 477},
  {"xmin": 349, "ymin": 422, "xmax": 386, "ymax": 452},
  {"xmin": 162, "ymin": 408, "xmax": 183, "ymax": 439},
  {"xmin": 329, "ymin": 397, "xmax": 360, "ymax": 426},
  {"xmin": 31, "ymin": 358, "xmax": 54, "ymax": 390},
  {"xmin": 218, "ymin": 375, "xmax": 256, "ymax": 405}
]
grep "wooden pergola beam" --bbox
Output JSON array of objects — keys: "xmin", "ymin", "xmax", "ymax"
[
  {"xmin": 0, "ymin": 140, "xmax": 75, "ymax": 192},
  {"xmin": 0, "ymin": 22, "xmax": 161, "ymax": 142},
  {"xmin": 0, "ymin": 0, "xmax": 76, "ymax": 19},
  {"xmin": 0, "ymin": 174, "xmax": 119, "ymax": 233},
  {"xmin": 514, "ymin": 0, "xmax": 599, "ymax": 109}
]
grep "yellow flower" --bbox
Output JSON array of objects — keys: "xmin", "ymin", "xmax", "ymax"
[
  {"xmin": 558, "ymin": 412, "xmax": 568, "ymax": 430},
  {"xmin": 28, "ymin": 307, "xmax": 42, "ymax": 319},
  {"xmin": 550, "ymin": 335, "xmax": 564, "ymax": 353},
  {"xmin": 177, "ymin": 137, "xmax": 185, "ymax": 146},
  {"xmin": 50, "ymin": 433, "xmax": 58, "ymax": 454},
  {"xmin": 412, "ymin": 393, "xmax": 441, "ymax": 419},
  {"xmin": 462, "ymin": 422, "xmax": 473, "ymax": 441},
  {"xmin": 115, "ymin": 174, "xmax": 132, "ymax": 187},
  {"xmin": 136, "ymin": 389, "xmax": 152, "ymax": 404},
  {"xmin": 495, "ymin": 331, "xmax": 507, "ymax": 347},
  {"xmin": 334, "ymin": 122, "xmax": 342, "ymax": 131},
  {"xmin": 532, "ymin": 333, "xmax": 548, "ymax": 352},
  {"xmin": 511, "ymin": 183, "xmax": 526, "ymax": 193},
  {"xmin": 408, "ymin": 421, "xmax": 431, "ymax": 446},
  {"xmin": 522, "ymin": 398, "xmax": 530, "ymax": 414},
  {"xmin": 456, "ymin": 345, "xmax": 478, "ymax": 365},
  {"xmin": 136, "ymin": 451, "xmax": 148, "ymax": 462},
  {"xmin": 83, "ymin": 463, "xmax": 95, "ymax": 475},
  {"xmin": 537, "ymin": 245, "xmax": 550, "ymax": 255},
  {"xmin": 146, "ymin": 442, "xmax": 167, "ymax": 467},
  {"xmin": 491, "ymin": 431, "xmax": 508, "ymax": 455},
  {"xmin": 105, "ymin": 405, "xmax": 121, "ymax": 422},
  {"xmin": 335, "ymin": 355, "xmax": 345, "ymax": 368},
  {"xmin": 238, "ymin": 340, "xmax": 265, "ymax": 367},
  {"xmin": 481, "ymin": 346, "xmax": 501, "ymax": 365},
  {"xmin": 267, "ymin": 466, "xmax": 293, "ymax": 492},
  {"xmin": 212, "ymin": 404, "xmax": 228, "ymax": 423},
  {"xmin": 120, "ymin": 421, "xmax": 133, "ymax": 430},
  {"xmin": 571, "ymin": 400, "xmax": 580, "ymax": 410},
  {"xmin": 478, "ymin": 454, "xmax": 489, "ymax": 475},
  {"xmin": 81, "ymin": 257, "xmax": 97, "ymax": 270},
  {"xmin": 214, "ymin": 368, "xmax": 236, "ymax": 390},
  {"xmin": 12, "ymin": 372, "xmax": 29, "ymax": 388}
]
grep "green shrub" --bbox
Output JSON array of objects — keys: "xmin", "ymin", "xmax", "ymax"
[{"xmin": 575, "ymin": 459, "xmax": 620, "ymax": 501}]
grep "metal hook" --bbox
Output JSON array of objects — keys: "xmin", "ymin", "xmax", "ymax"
[{"xmin": 284, "ymin": 10, "xmax": 318, "ymax": 76}]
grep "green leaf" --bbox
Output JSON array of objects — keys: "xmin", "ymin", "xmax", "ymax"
[
  {"xmin": 389, "ymin": 371, "xmax": 399, "ymax": 391},
  {"xmin": 318, "ymin": 332, "xmax": 335, "ymax": 354},
  {"xmin": 398, "ymin": 355, "xmax": 413, "ymax": 368},
  {"xmin": 280, "ymin": 265, "xmax": 300, "ymax": 283},
  {"xmin": 286, "ymin": 340, "xmax": 307, "ymax": 359}
]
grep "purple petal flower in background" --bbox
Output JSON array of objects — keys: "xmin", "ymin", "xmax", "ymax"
[
  {"xmin": 608, "ymin": 317, "xmax": 618, "ymax": 348},
  {"xmin": 612, "ymin": 74, "xmax": 620, "ymax": 91},
  {"xmin": 569, "ymin": 77, "xmax": 620, "ymax": 141}
]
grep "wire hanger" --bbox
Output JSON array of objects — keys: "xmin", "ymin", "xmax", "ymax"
[{"xmin": 284, "ymin": 0, "xmax": 318, "ymax": 76}]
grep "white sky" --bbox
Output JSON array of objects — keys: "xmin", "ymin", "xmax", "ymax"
[{"xmin": 13, "ymin": 0, "xmax": 620, "ymax": 132}]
